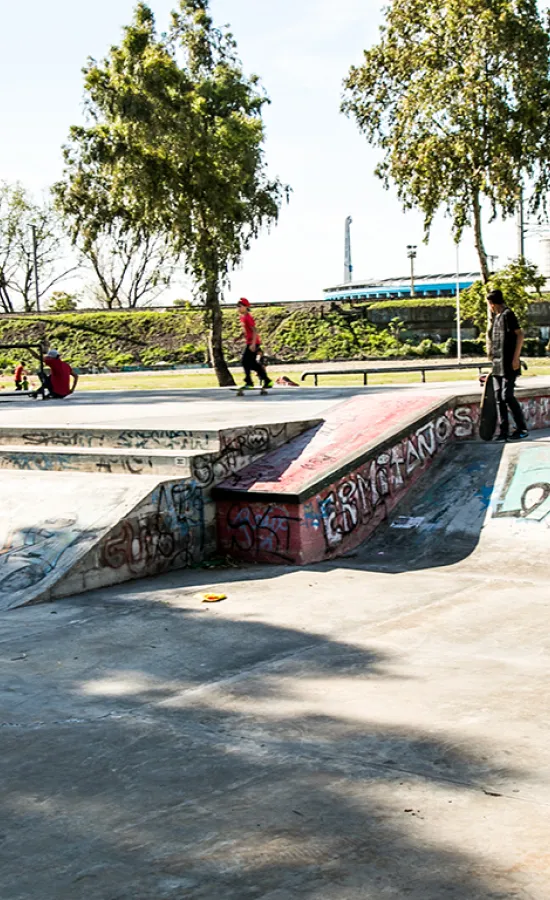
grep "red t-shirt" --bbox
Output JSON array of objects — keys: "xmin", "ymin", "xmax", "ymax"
[
  {"xmin": 240, "ymin": 312, "xmax": 260, "ymax": 346},
  {"xmin": 47, "ymin": 358, "xmax": 73, "ymax": 397},
  {"xmin": 14, "ymin": 365, "xmax": 24, "ymax": 382}
]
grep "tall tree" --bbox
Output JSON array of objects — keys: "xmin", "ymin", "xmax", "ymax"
[
  {"xmin": 342, "ymin": 0, "xmax": 550, "ymax": 284},
  {"xmin": 55, "ymin": 1, "xmax": 286, "ymax": 384}
]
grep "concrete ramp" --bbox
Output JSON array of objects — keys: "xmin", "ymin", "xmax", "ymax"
[
  {"xmin": 357, "ymin": 436, "xmax": 550, "ymax": 573},
  {"xmin": 0, "ymin": 470, "xmax": 205, "ymax": 610},
  {"xmin": 0, "ymin": 418, "xmax": 321, "ymax": 609},
  {"xmin": 215, "ymin": 386, "xmax": 550, "ymax": 567}
]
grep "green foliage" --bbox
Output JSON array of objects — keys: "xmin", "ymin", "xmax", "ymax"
[
  {"xmin": 55, "ymin": 0, "xmax": 288, "ymax": 383},
  {"xmin": 522, "ymin": 337, "xmax": 545, "ymax": 357},
  {"xmin": 444, "ymin": 338, "xmax": 485, "ymax": 358},
  {"xmin": 48, "ymin": 291, "xmax": 78, "ymax": 311},
  {"xmin": 460, "ymin": 259, "xmax": 545, "ymax": 335},
  {"xmin": 342, "ymin": 0, "xmax": 550, "ymax": 281},
  {"xmin": 367, "ymin": 298, "xmax": 454, "ymax": 311},
  {"xmin": 0, "ymin": 301, "xmax": 545, "ymax": 371}
]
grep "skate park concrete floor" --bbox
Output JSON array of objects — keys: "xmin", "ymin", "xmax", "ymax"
[
  {"xmin": 0, "ymin": 379, "xmax": 506, "ymax": 429},
  {"xmin": 1, "ymin": 376, "xmax": 550, "ymax": 430},
  {"xmin": 1, "ymin": 429, "xmax": 550, "ymax": 898}
]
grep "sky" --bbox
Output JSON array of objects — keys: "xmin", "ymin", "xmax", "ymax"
[{"xmin": 0, "ymin": 0, "xmax": 547, "ymax": 304}]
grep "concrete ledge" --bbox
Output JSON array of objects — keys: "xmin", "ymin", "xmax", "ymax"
[{"xmin": 215, "ymin": 387, "xmax": 550, "ymax": 566}]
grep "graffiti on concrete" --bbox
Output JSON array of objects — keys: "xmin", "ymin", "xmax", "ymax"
[
  {"xmin": 0, "ymin": 518, "xmax": 97, "ymax": 594},
  {"xmin": 192, "ymin": 425, "xmax": 283, "ymax": 488},
  {"xmin": 117, "ymin": 430, "xmax": 212, "ymax": 451},
  {"xmin": 95, "ymin": 456, "xmax": 155, "ymax": 475},
  {"xmin": 0, "ymin": 452, "xmax": 158, "ymax": 476},
  {"xmin": 224, "ymin": 503, "xmax": 301, "ymax": 562},
  {"xmin": 19, "ymin": 429, "xmax": 213, "ymax": 451},
  {"xmin": 519, "ymin": 395, "xmax": 550, "ymax": 433},
  {"xmin": 21, "ymin": 431, "xmax": 107, "ymax": 449},
  {"xmin": 0, "ymin": 453, "xmax": 80, "ymax": 473},
  {"xmin": 493, "ymin": 447, "xmax": 550, "ymax": 523},
  {"xmin": 318, "ymin": 407, "xmax": 476, "ymax": 549},
  {"xmin": 101, "ymin": 481, "xmax": 204, "ymax": 574}
]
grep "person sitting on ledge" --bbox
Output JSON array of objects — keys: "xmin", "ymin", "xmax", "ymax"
[{"xmin": 35, "ymin": 349, "xmax": 78, "ymax": 399}]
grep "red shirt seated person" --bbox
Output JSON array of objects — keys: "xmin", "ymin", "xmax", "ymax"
[{"xmin": 40, "ymin": 349, "xmax": 78, "ymax": 399}]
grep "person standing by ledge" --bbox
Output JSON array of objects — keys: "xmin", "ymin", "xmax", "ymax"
[
  {"xmin": 35, "ymin": 349, "xmax": 78, "ymax": 399},
  {"xmin": 488, "ymin": 289, "xmax": 528, "ymax": 441}
]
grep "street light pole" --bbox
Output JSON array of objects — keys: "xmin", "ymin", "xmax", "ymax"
[
  {"xmin": 407, "ymin": 244, "xmax": 417, "ymax": 298},
  {"xmin": 455, "ymin": 242, "xmax": 462, "ymax": 364},
  {"xmin": 31, "ymin": 225, "xmax": 40, "ymax": 313},
  {"xmin": 517, "ymin": 188, "xmax": 525, "ymax": 261}
]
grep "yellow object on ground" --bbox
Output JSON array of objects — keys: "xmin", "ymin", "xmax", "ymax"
[{"xmin": 202, "ymin": 593, "xmax": 227, "ymax": 603}]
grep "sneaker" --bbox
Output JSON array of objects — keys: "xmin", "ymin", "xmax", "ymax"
[
  {"xmin": 241, "ymin": 383, "xmax": 254, "ymax": 391},
  {"xmin": 510, "ymin": 429, "xmax": 528, "ymax": 441},
  {"xmin": 263, "ymin": 379, "xmax": 274, "ymax": 389},
  {"xmin": 494, "ymin": 433, "xmax": 508, "ymax": 442}
]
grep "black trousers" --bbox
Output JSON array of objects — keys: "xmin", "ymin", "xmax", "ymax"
[
  {"xmin": 242, "ymin": 345, "xmax": 268, "ymax": 386},
  {"xmin": 494, "ymin": 372, "xmax": 526, "ymax": 435},
  {"xmin": 38, "ymin": 373, "xmax": 63, "ymax": 399}
]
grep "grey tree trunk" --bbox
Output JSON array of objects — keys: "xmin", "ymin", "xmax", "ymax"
[
  {"xmin": 472, "ymin": 190, "xmax": 490, "ymax": 284},
  {"xmin": 471, "ymin": 189, "xmax": 493, "ymax": 356},
  {"xmin": 205, "ymin": 282, "xmax": 235, "ymax": 387}
]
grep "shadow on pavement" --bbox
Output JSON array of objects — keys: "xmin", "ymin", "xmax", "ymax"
[{"xmin": 0, "ymin": 596, "xmax": 526, "ymax": 900}]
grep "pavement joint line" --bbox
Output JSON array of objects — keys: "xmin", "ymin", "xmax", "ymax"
[{"xmin": 0, "ymin": 712, "xmax": 131, "ymax": 729}]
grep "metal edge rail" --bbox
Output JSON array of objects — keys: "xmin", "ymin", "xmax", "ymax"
[{"xmin": 301, "ymin": 362, "xmax": 493, "ymax": 386}]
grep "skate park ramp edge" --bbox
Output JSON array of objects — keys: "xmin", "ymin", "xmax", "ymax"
[{"xmin": 213, "ymin": 386, "xmax": 550, "ymax": 566}]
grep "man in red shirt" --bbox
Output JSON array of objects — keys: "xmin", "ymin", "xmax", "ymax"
[
  {"xmin": 237, "ymin": 298, "xmax": 272, "ymax": 390},
  {"xmin": 37, "ymin": 349, "xmax": 78, "ymax": 399}
]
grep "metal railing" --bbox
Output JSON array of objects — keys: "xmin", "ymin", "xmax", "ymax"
[{"xmin": 301, "ymin": 362, "xmax": 492, "ymax": 386}]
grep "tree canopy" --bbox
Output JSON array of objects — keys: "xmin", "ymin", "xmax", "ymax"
[
  {"xmin": 55, "ymin": 0, "xmax": 287, "ymax": 383},
  {"xmin": 460, "ymin": 258, "xmax": 544, "ymax": 338},
  {"xmin": 342, "ymin": 0, "xmax": 550, "ymax": 283}
]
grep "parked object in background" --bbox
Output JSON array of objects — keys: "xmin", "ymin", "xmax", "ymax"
[{"xmin": 275, "ymin": 376, "xmax": 299, "ymax": 387}]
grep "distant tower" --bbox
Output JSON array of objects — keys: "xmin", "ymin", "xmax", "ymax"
[{"xmin": 344, "ymin": 216, "xmax": 353, "ymax": 284}]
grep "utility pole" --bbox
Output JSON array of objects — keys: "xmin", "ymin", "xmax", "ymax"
[
  {"xmin": 344, "ymin": 216, "xmax": 353, "ymax": 284},
  {"xmin": 455, "ymin": 243, "xmax": 462, "ymax": 364},
  {"xmin": 407, "ymin": 244, "xmax": 417, "ymax": 297},
  {"xmin": 517, "ymin": 188, "xmax": 525, "ymax": 261},
  {"xmin": 31, "ymin": 224, "xmax": 40, "ymax": 312}
]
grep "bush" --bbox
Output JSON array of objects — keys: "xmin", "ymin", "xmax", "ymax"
[
  {"xmin": 523, "ymin": 337, "xmax": 545, "ymax": 357},
  {"xmin": 460, "ymin": 259, "xmax": 544, "ymax": 334},
  {"xmin": 48, "ymin": 291, "xmax": 78, "ymax": 312},
  {"xmin": 413, "ymin": 338, "xmax": 443, "ymax": 358},
  {"xmin": 443, "ymin": 338, "xmax": 485, "ymax": 358}
]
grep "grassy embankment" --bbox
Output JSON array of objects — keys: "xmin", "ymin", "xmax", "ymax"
[{"xmin": 0, "ymin": 303, "xmax": 547, "ymax": 391}]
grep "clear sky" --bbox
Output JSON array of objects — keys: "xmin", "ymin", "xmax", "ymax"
[{"xmin": 0, "ymin": 0, "xmax": 545, "ymax": 303}]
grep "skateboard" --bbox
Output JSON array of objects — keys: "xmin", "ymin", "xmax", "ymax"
[
  {"xmin": 479, "ymin": 373, "xmax": 497, "ymax": 441},
  {"xmin": 231, "ymin": 386, "xmax": 270, "ymax": 397}
]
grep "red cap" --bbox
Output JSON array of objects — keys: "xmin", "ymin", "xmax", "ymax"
[{"xmin": 238, "ymin": 297, "xmax": 250, "ymax": 308}]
